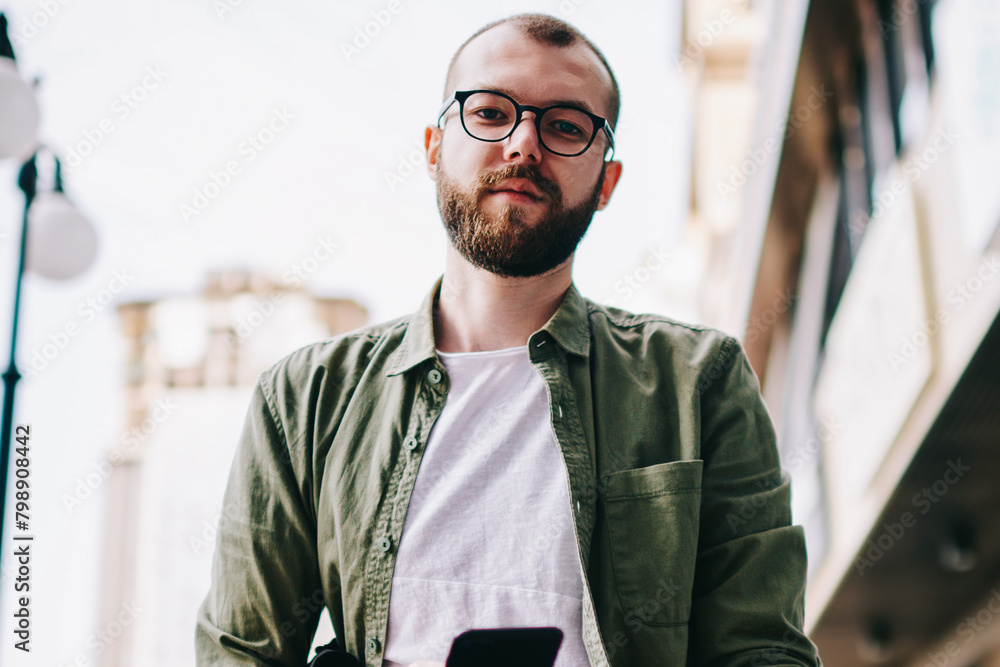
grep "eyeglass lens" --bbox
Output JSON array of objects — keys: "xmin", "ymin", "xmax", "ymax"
[{"xmin": 460, "ymin": 92, "xmax": 596, "ymax": 156}]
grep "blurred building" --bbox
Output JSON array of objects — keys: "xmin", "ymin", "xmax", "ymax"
[
  {"xmin": 680, "ymin": 0, "xmax": 1000, "ymax": 665},
  {"xmin": 96, "ymin": 270, "xmax": 366, "ymax": 667}
]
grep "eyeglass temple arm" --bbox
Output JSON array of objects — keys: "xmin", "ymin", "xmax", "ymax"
[
  {"xmin": 600, "ymin": 119, "xmax": 616, "ymax": 160},
  {"xmin": 602, "ymin": 120, "xmax": 615, "ymax": 148},
  {"xmin": 436, "ymin": 97, "xmax": 457, "ymax": 127}
]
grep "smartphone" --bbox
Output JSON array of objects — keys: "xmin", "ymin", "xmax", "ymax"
[{"xmin": 445, "ymin": 627, "xmax": 563, "ymax": 667}]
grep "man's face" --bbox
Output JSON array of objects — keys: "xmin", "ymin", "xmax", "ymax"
[{"xmin": 428, "ymin": 24, "xmax": 620, "ymax": 278}]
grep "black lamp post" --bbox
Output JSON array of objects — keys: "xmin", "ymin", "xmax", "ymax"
[
  {"xmin": 0, "ymin": 12, "xmax": 96, "ymax": 598},
  {"xmin": 0, "ymin": 154, "xmax": 37, "ymax": 559},
  {"xmin": 0, "ymin": 10, "xmax": 41, "ymax": 591}
]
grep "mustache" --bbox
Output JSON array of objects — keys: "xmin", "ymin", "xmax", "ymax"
[{"xmin": 474, "ymin": 164, "xmax": 562, "ymax": 204}]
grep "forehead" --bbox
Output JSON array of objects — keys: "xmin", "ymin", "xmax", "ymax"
[{"xmin": 448, "ymin": 24, "xmax": 613, "ymax": 116}]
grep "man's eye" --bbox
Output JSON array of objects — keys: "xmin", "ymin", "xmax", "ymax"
[
  {"xmin": 471, "ymin": 107, "xmax": 509, "ymax": 122},
  {"xmin": 549, "ymin": 119, "xmax": 585, "ymax": 136}
]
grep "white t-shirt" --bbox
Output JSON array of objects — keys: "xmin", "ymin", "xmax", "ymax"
[{"xmin": 382, "ymin": 345, "xmax": 589, "ymax": 667}]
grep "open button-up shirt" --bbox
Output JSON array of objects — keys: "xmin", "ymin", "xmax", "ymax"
[{"xmin": 195, "ymin": 277, "xmax": 821, "ymax": 667}]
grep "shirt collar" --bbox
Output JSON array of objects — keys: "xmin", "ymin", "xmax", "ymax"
[{"xmin": 385, "ymin": 275, "xmax": 591, "ymax": 377}]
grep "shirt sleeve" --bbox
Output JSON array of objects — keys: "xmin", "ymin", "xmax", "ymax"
[
  {"xmin": 689, "ymin": 336, "xmax": 822, "ymax": 667},
  {"xmin": 195, "ymin": 377, "xmax": 326, "ymax": 666}
]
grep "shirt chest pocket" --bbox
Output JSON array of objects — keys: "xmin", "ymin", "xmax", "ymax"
[{"xmin": 602, "ymin": 459, "xmax": 703, "ymax": 627}]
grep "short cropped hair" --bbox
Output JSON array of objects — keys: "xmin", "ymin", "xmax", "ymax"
[{"xmin": 443, "ymin": 13, "xmax": 621, "ymax": 130}]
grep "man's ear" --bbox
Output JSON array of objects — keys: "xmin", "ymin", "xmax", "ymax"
[
  {"xmin": 425, "ymin": 126, "xmax": 442, "ymax": 180},
  {"xmin": 596, "ymin": 160, "xmax": 623, "ymax": 210}
]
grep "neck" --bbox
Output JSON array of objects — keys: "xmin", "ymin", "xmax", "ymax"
[{"xmin": 434, "ymin": 246, "xmax": 572, "ymax": 353}]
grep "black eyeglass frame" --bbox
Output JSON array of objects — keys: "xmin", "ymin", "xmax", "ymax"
[{"xmin": 436, "ymin": 89, "xmax": 616, "ymax": 160}]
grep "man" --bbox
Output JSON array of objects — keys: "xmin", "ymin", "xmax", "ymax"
[{"xmin": 196, "ymin": 13, "xmax": 821, "ymax": 667}]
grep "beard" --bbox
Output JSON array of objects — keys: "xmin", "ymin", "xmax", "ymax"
[{"xmin": 435, "ymin": 153, "xmax": 605, "ymax": 278}]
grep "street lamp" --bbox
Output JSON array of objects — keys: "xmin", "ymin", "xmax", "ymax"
[
  {"xmin": 0, "ymin": 16, "xmax": 38, "ymax": 161},
  {"xmin": 0, "ymin": 12, "xmax": 98, "ymax": 585}
]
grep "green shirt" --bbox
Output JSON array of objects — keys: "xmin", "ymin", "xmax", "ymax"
[{"xmin": 195, "ymin": 277, "xmax": 821, "ymax": 667}]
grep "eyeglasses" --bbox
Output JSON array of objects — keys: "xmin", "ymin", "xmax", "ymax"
[{"xmin": 437, "ymin": 89, "xmax": 615, "ymax": 160}]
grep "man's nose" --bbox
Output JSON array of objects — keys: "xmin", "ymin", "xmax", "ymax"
[{"xmin": 502, "ymin": 111, "xmax": 542, "ymax": 163}]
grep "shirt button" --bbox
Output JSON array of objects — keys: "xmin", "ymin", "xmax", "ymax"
[
  {"xmin": 404, "ymin": 436, "xmax": 419, "ymax": 451},
  {"xmin": 427, "ymin": 369, "xmax": 443, "ymax": 384},
  {"xmin": 377, "ymin": 536, "xmax": 392, "ymax": 552},
  {"xmin": 366, "ymin": 637, "xmax": 380, "ymax": 653}
]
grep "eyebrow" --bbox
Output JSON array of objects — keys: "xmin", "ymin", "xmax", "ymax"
[{"xmin": 473, "ymin": 85, "xmax": 599, "ymax": 116}]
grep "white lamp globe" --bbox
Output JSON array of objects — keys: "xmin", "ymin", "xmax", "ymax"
[
  {"xmin": 26, "ymin": 191, "xmax": 98, "ymax": 280},
  {"xmin": 0, "ymin": 58, "xmax": 40, "ymax": 160}
]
